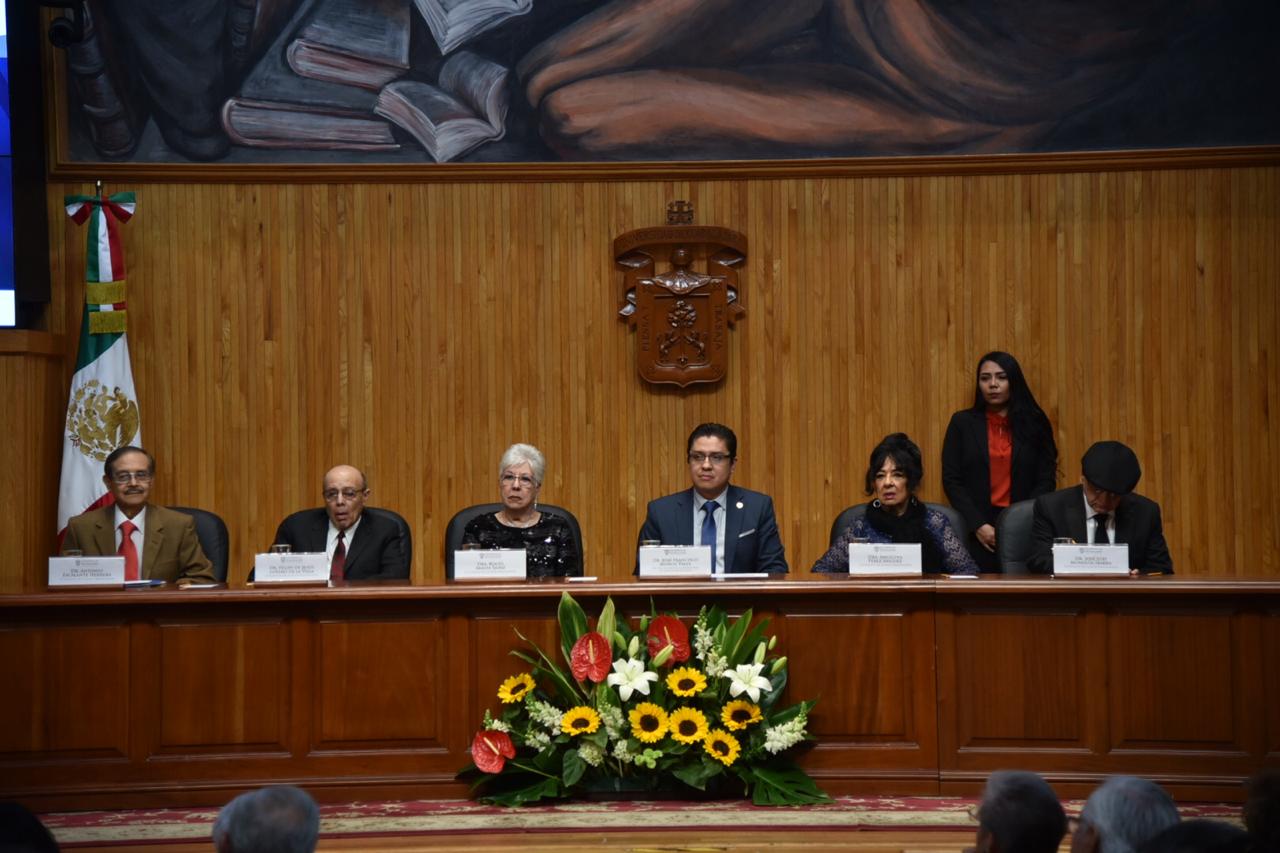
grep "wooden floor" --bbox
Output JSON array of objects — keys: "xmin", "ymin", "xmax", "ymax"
[{"xmin": 70, "ymin": 828, "xmax": 979, "ymax": 852}]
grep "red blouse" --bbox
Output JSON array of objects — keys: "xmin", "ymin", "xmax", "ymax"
[{"xmin": 987, "ymin": 412, "xmax": 1013, "ymax": 508}]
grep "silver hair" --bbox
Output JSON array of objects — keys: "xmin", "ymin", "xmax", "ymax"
[
  {"xmin": 212, "ymin": 785, "xmax": 320, "ymax": 853},
  {"xmin": 499, "ymin": 443, "xmax": 545, "ymax": 484},
  {"xmin": 1079, "ymin": 776, "xmax": 1180, "ymax": 853}
]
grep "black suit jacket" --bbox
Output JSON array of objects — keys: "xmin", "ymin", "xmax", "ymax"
[
  {"xmin": 1028, "ymin": 485, "xmax": 1174, "ymax": 575},
  {"xmin": 941, "ymin": 409, "xmax": 1057, "ymax": 533},
  {"xmin": 636, "ymin": 485, "xmax": 788, "ymax": 574},
  {"xmin": 273, "ymin": 508, "xmax": 410, "ymax": 580}
]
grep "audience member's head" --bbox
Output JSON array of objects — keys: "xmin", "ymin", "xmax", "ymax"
[
  {"xmin": 973, "ymin": 770, "xmax": 1067, "ymax": 853},
  {"xmin": 1136, "ymin": 819, "xmax": 1251, "ymax": 853},
  {"xmin": 1244, "ymin": 769, "xmax": 1280, "ymax": 852},
  {"xmin": 1072, "ymin": 775, "xmax": 1180, "ymax": 853},
  {"xmin": 212, "ymin": 786, "xmax": 319, "ymax": 853},
  {"xmin": 0, "ymin": 801, "xmax": 59, "ymax": 852}
]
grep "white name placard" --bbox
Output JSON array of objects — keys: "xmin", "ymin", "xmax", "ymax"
[
  {"xmin": 848, "ymin": 543, "xmax": 923, "ymax": 576},
  {"xmin": 254, "ymin": 552, "xmax": 330, "ymax": 583},
  {"xmin": 49, "ymin": 556, "xmax": 125, "ymax": 586},
  {"xmin": 454, "ymin": 549, "xmax": 527, "ymax": 581},
  {"xmin": 638, "ymin": 545, "xmax": 712, "ymax": 578},
  {"xmin": 1052, "ymin": 544, "xmax": 1130, "ymax": 575}
]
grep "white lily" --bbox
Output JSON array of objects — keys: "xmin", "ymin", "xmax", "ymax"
[
  {"xmin": 606, "ymin": 657, "xmax": 658, "ymax": 701},
  {"xmin": 723, "ymin": 662, "xmax": 774, "ymax": 703}
]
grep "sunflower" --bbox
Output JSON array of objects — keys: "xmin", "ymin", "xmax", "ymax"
[
  {"xmin": 561, "ymin": 706, "xmax": 602, "ymax": 736},
  {"xmin": 497, "ymin": 673, "xmax": 536, "ymax": 704},
  {"xmin": 721, "ymin": 699, "xmax": 763, "ymax": 730},
  {"xmin": 628, "ymin": 702, "xmax": 669, "ymax": 743},
  {"xmin": 703, "ymin": 729, "xmax": 741, "ymax": 766},
  {"xmin": 668, "ymin": 707, "xmax": 709, "ymax": 744},
  {"xmin": 666, "ymin": 666, "xmax": 707, "ymax": 697}
]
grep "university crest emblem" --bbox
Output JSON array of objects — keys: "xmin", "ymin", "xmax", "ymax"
[{"xmin": 615, "ymin": 202, "xmax": 747, "ymax": 387}]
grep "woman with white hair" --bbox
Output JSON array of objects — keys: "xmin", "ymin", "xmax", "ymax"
[{"xmin": 461, "ymin": 443, "xmax": 581, "ymax": 577}]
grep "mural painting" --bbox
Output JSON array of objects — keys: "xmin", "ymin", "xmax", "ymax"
[{"xmin": 53, "ymin": 0, "xmax": 1280, "ymax": 165}]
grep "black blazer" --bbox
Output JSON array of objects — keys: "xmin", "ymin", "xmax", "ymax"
[
  {"xmin": 1027, "ymin": 485, "xmax": 1174, "ymax": 575},
  {"xmin": 273, "ymin": 508, "xmax": 410, "ymax": 580},
  {"xmin": 941, "ymin": 408, "xmax": 1056, "ymax": 534},
  {"xmin": 636, "ymin": 485, "xmax": 788, "ymax": 574}
]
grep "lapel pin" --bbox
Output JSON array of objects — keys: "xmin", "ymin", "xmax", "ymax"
[{"xmin": 736, "ymin": 501, "xmax": 744, "ymax": 509}]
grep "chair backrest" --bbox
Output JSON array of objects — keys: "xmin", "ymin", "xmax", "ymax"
[
  {"xmin": 167, "ymin": 506, "xmax": 229, "ymax": 582},
  {"xmin": 828, "ymin": 501, "xmax": 967, "ymax": 548},
  {"xmin": 995, "ymin": 499, "xmax": 1036, "ymax": 575},
  {"xmin": 363, "ymin": 506, "xmax": 413, "ymax": 571},
  {"xmin": 443, "ymin": 502, "xmax": 583, "ymax": 579}
]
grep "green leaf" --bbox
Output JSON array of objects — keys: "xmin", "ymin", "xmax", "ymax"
[
  {"xmin": 558, "ymin": 592, "xmax": 589, "ymax": 663},
  {"xmin": 597, "ymin": 598, "xmax": 617, "ymax": 645},
  {"xmin": 672, "ymin": 758, "xmax": 722, "ymax": 790},
  {"xmin": 562, "ymin": 747, "xmax": 586, "ymax": 787},
  {"xmin": 719, "ymin": 608, "xmax": 754, "ymax": 665},
  {"xmin": 741, "ymin": 763, "xmax": 832, "ymax": 806},
  {"xmin": 514, "ymin": 627, "xmax": 584, "ymax": 704},
  {"xmin": 759, "ymin": 667, "xmax": 789, "ymax": 712},
  {"xmin": 481, "ymin": 775, "xmax": 564, "ymax": 807}
]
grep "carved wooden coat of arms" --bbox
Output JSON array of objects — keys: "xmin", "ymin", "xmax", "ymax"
[{"xmin": 615, "ymin": 202, "xmax": 746, "ymax": 387}]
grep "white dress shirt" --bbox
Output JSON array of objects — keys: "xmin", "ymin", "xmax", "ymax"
[{"xmin": 692, "ymin": 490, "xmax": 728, "ymax": 574}]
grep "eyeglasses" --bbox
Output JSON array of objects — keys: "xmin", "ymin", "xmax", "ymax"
[
  {"xmin": 110, "ymin": 471, "xmax": 153, "ymax": 484},
  {"xmin": 688, "ymin": 453, "xmax": 732, "ymax": 465},
  {"xmin": 323, "ymin": 489, "xmax": 366, "ymax": 502},
  {"xmin": 501, "ymin": 473, "xmax": 538, "ymax": 487}
]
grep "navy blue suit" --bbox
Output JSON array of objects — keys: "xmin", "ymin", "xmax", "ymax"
[{"xmin": 636, "ymin": 485, "xmax": 788, "ymax": 574}]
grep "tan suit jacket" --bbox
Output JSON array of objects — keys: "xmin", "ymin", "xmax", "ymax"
[{"xmin": 63, "ymin": 504, "xmax": 216, "ymax": 584}]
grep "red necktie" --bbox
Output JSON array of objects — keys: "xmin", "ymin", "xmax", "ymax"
[
  {"xmin": 330, "ymin": 531, "xmax": 346, "ymax": 581},
  {"xmin": 118, "ymin": 520, "xmax": 139, "ymax": 581}
]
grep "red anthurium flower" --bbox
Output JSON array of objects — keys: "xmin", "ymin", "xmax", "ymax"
[
  {"xmin": 570, "ymin": 631, "xmax": 612, "ymax": 683},
  {"xmin": 646, "ymin": 615, "xmax": 690, "ymax": 665},
  {"xmin": 471, "ymin": 730, "xmax": 516, "ymax": 774}
]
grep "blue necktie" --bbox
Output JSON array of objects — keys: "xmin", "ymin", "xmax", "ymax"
[{"xmin": 702, "ymin": 501, "xmax": 719, "ymax": 573}]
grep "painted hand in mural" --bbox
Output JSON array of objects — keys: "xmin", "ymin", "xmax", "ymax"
[{"xmin": 518, "ymin": 0, "xmax": 1186, "ymax": 160}]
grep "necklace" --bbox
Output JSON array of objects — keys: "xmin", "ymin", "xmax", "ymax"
[{"xmin": 500, "ymin": 510, "xmax": 539, "ymax": 528}]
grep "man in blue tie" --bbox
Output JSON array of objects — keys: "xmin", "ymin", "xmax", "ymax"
[{"xmin": 636, "ymin": 423, "xmax": 788, "ymax": 574}]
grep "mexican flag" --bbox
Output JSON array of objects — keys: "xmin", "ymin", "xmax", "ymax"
[{"xmin": 56, "ymin": 192, "xmax": 141, "ymax": 539}]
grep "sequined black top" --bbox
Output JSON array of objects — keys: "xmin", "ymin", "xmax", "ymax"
[{"xmin": 460, "ymin": 511, "xmax": 582, "ymax": 577}]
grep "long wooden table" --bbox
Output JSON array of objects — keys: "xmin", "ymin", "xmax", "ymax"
[{"xmin": 2, "ymin": 576, "xmax": 1277, "ymax": 810}]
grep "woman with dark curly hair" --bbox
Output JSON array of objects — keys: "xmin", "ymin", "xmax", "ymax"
[
  {"xmin": 942, "ymin": 351, "xmax": 1058, "ymax": 572},
  {"xmin": 812, "ymin": 433, "xmax": 977, "ymax": 575}
]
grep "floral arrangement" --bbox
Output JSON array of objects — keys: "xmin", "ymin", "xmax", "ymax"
[{"xmin": 461, "ymin": 592, "xmax": 829, "ymax": 806}]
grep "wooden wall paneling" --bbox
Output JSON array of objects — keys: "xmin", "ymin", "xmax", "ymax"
[
  {"xmin": 1106, "ymin": 608, "xmax": 1263, "ymax": 764},
  {"xmin": 935, "ymin": 602, "xmax": 1103, "ymax": 773},
  {"xmin": 150, "ymin": 618, "xmax": 290, "ymax": 756},
  {"xmin": 1266, "ymin": 609, "xmax": 1280, "ymax": 759},
  {"xmin": 0, "ymin": 340, "xmax": 65, "ymax": 588},
  {"xmin": 0, "ymin": 622, "xmax": 130, "ymax": 757},
  {"xmin": 9, "ymin": 167, "xmax": 1279, "ymax": 590},
  {"xmin": 311, "ymin": 617, "xmax": 448, "ymax": 750}
]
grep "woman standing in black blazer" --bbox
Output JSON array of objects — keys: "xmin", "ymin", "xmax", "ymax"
[{"xmin": 941, "ymin": 351, "xmax": 1058, "ymax": 572}]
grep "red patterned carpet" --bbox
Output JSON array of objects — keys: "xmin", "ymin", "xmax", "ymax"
[{"xmin": 38, "ymin": 797, "xmax": 1242, "ymax": 848}]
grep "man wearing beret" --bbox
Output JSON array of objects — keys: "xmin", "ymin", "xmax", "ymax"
[{"xmin": 1028, "ymin": 441, "xmax": 1173, "ymax": 574}]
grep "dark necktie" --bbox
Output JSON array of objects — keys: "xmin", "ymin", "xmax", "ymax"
[
  {"xmin": 118, "ymin": 520, "xmax": 139, "ymax": 581},
  {"xmin": 702, "ymin": 501, "xmax": 719, "ymax": 573},
  {"xmin": 1094, "ymin": 513, "xmax": 1110, "ymax": 545},
  {"xmin": 331, "ymin": 530, "xmax": 347, "ymax": 581}
]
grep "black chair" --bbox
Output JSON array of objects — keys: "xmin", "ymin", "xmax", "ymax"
[
  {"xmin": 363, "ymin": 506, "xmax": 414, "ymax": 572},
  {"xmin": 443, "ymin": 502, "xmax": 583, "ymax": 579},
  {"xmin": 828, "ymin": 501, "xmax": 967, "ymax": 548},
  {"xmin": 995, "ymin": 499, "xmax": 1036, "ymax": 575},
  {"xmin": 168, "ymin": 505, "xmax": 229, "ymax": 582}
]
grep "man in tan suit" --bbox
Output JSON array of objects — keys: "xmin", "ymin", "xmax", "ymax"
[{"xmin": 62, "ymin": 445, "xmax": 216, "ymax": 584}]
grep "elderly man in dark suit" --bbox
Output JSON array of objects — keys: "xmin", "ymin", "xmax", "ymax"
[
  {"xmin": 273, "ymin": 465, "xmax": 409, "ymax": 581},
  {"xmin": 62, "ymin": 445, "xmax": 215, "ymax": 584},
  {"xmin": 1028, "ymin": 441, "xmax": 1173, "ymax": 575},
  {"xmin": 636, "ymin": 423, "xmax": 788, "ymax": 574}
]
